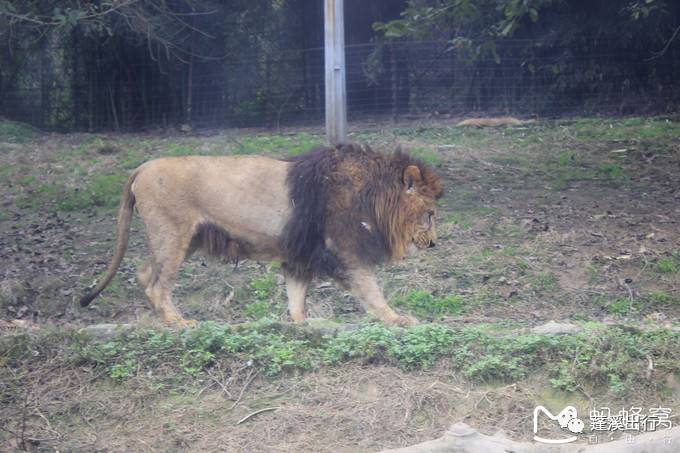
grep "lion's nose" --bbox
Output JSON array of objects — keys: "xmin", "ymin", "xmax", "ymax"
[{"xmin": 428, "ymin": 240, "xmax": 436, "ymax": 248}]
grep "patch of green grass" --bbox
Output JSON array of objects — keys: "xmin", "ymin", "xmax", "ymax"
[
  {"xmin": 164, "ymin": 143, "xmax": 197, "ymax": 156},
  {"xmin": 393, "ymin": 289, "xmax": 465, "ymax": 317},
  {"xmin": 2, "ymin": 322, "xmax": 679, "ymax": 395},
  {"xmin": 14, "ymin": 172, "xmax": 126, "ymax": 212},
  {"xmin": 18, "ymin": 175, "xmax": 37, "ymax": 186},
  {"xmin": 596, "ymin": 162, "xmax": 626, "ymax": 181},
  {"xmin": 647, "ymin": 291, "xmax": 678, "ymax": 306},
  {"xmin": 65, "ymin": 136, "xmax": 109, "ymax": 159},
  {"xmin": 656, "ymin": 258, "xmax": 678, "ymax": 274},
  {"xmin": 409, "ymin": 147, "xmax": 443, "ymax": 167},
  {"xmin": 606, "ymin": 297, "xmax": 635, "ymax": 315},
  {"xmin": 444, "ymin": 212, "xmax": 472, "ymax": 228},
  {"xmin": 556, "ymin": 151, "xmax": 579, "ymax": 167},
  {"xmin": 501, "ymin": 246, "xmax": 519, "ymax": 257},
  {"xmin": 532, "ymin": 272, "xmax": 557, "ymax": 292},
  {"xmin": 586, "ymin": 264, "xmax": 601, "ymax": 284},
  {"xmin": 0, "ymin": 119, "xmax": 38, "ymax": 143},
  {"xmin": 249, "ymin": 273, "xmax": 277, "ymax": 302},
  {"xmin": 236, "ymin": 133, "xmax": 322, "ymax": 156},
  {"xmin": 564, "ymin": 117, "xmax": 680, "ymax": 143},
  {"xmin": 120, "ymin": 150, "xmax": 147, "ymax": 169},
  {"xmin": 243, "ymin": 301, "xmax": 271, "ymax": 320},
  {"xmin": 89, "ymin": 173, "xmax": 127, "ymax": 208},
  {"xmin": 481, "ymin": 249, "xmax": 495, "ymax": 258}
]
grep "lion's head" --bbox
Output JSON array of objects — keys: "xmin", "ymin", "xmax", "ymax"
[
  {"xmin": 376, "ymin": 154, "xmax": 443, "ymax": 262},
  {"xmin": 400, "ymin": 164, "xmax": 440, "ymax": 253},
  {"xmin": 283, "ymin": 144, "xmax": 443, "ymax": 278}
]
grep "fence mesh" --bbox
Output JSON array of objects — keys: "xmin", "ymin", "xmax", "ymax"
[{"xmin": 1, "ymin": 38, "xmax": 678, "ymax": 131}]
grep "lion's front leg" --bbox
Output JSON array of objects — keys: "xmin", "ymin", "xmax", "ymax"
[
  {"xmin": 284, "ymin": 272, "xmax": 311, "ymax": 323},
  {"xmin": 345, "ymin": 269, "xmax": 417, "ymax": 327}
]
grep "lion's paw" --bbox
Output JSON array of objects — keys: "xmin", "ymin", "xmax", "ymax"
[
  {"xmin": 389, "ymin": 314, "xmax": 419, "ymax": 327},
  {"xmin": 174, "ymin": 318, "xmax": 199, "ymax": 328}
]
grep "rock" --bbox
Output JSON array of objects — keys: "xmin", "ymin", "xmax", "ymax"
[
  {"xmin": 380, "ymin": 422, "xmax": 680, "ymax": 453},
  {"xmin": 80, "ymin": 323, "xmax": 133, "ymax": 340},
  {"xmin": 531, "ymin": 321, "xmax": 582, "ymax": 335}
]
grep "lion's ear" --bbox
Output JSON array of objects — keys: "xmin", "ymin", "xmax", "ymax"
[{"xmin": 403, "ymin": 165, "xmax": 422, "ymax": 191}]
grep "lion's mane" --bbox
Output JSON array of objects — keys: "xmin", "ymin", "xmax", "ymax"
[{"xmin": 282, "ymin": 144, "xmax": 443, "ymax": 279}]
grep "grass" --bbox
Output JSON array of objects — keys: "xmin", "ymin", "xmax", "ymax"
[
  {"xmin": 656, "ymin": 257, "xmax": 678, "ymax": 274},
  {"xmin": 409, "ymin": 146, "xmax": 443, "ymax": 167},
  {"xmin": 2, "ymin": 321, "xmax": 678, "ymax": 395},
  {"xmin": 243, "ymin": 273, "xmax": 279, "ymax": 320},
  {"xmin": 606, "ymin": 297, "xmax": 636, "ymax": 315},
  {"xmin": 15, "ymin": 172, "xmax": 127, "ymax": 212},
  {"xmin": 236, "ymin": 133, "xmax": 322, "ymax": 156},
  {"xmin": 0, "ymin": 118, "xmax": 38, "ymax": 142},
  {"xmin": 393, "ymin": 290, "xmax": 465, "ymax": 318},
  {"xmin": 2, "ymin": 116, "xmax": 680, "ymax": 449},
  {"xmin": 249, "ymin": 273, "xmax": 277, "ymax": 301},
  {"xmin": 648, "ymin": 291, "xmax": 679, "ymax": 306}
]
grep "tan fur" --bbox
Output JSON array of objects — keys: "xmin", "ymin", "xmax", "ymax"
[
  {"xmin": 81, "ymin": 151, "xmax": 441, "ymax": 327},
  {"xmin": 456, "ymin": 116, "xmax": 536, "ymax": 127}
]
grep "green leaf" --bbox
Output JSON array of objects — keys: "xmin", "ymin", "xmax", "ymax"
[{"xmin": 529, "ymin": 7, "xmax": 538, "ymax": 22}]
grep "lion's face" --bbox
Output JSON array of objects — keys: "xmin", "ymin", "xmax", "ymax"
[
  {"xmin": 412, "ymin": 206, "xmax": 437, "ymax": 249},
  {"xmin": 400, "ymin": 164, "xmax": 442, "ymax": 255}
]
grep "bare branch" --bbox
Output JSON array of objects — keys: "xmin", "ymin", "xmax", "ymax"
[{"xmin": 646, "ymin": 24, "xmax": 680, "ymax": 61}]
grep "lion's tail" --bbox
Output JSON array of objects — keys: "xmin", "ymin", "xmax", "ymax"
[{"xmin": 79, "ymin": 168, "xmax": 140, "ymax": 307}]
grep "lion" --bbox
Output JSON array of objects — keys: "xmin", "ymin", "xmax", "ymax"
[{"xmin": 80, "ymin": 143, "xmax": 443, "ymax": 327}]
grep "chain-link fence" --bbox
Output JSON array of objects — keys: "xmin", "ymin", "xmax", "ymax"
[{"xmin": 2, "ymin": 37, "xmax": 679, "ymax": 132}]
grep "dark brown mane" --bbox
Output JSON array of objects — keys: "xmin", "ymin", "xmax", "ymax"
[{"xmin": 281, "ymin": 144, "xmax": 442, "ymax": 279}]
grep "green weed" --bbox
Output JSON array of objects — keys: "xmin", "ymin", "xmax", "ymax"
[
  {"xmin": 606, "ymin": 298, "xmax": 635, "ymax": 315},
  {"xmin": 409, "ymin": 147, "xmax": 443, "ymax": 167},
  {"xmin": 393, "ymin": 290, "xmax": 465, "ymax": 317},
  {"xmin": 532, "ymin": 272, "xmax": 557, "ymax": 292},
  {"xmin": 597, "ymin": 162, "xmax": 626, "ymax": 181},
  {"xmin": 2, "ymin": 322, "xmax": 679, "ymax": 394},
  {"xmin": 244, "ymin": 301, "xmax": 271, "ymax": 320},
  {"xmin": 249, "ymin": 273, "xmax": 277, "ymax": 301},
  {"xmin": 0, "ymin": 119, "xmax": 38, "ymax": 142},
  {"xmin": 656, "ymin": 258, "xmax": 678, "ymax": 274},
  {"xmin": 648, "ymin": 291, "xmax": 678, "ymax": 306},
  {"xmin": 444, "ymin": 212, "xmax": 472, "ymax": 228}
]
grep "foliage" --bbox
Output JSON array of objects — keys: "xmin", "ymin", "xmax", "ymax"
[
  {"xmin": 656, "ymin": 257, "xmax": 678, "ymax": 274},
  {"xmin": 394, "ymin": 289, "xmax": 465, "ymax": 317},
  {"xmin": 0, "ymin": 118, "xmax": 38, "ymax": 142},
  {"xmin": 3, "ymin": 1, "xmax": 680, "ymax": 131},
  {"xmin": 2, "ymin": 322, "xmax": 679, "ymax": 396},
  {"xmin": 370, "ymin": 0, "xmax": 680, "ymax": 113}
]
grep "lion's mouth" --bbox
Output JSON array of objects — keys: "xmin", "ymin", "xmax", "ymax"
[
  {"xmin": 406, "ymin": 243, "xmax": 419, "ymax": 255},
  {"xmin": 413, "ymin": 236, "xmax": 434, "ymax": 250}
]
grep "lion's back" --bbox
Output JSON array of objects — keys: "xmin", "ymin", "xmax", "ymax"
[{"xmin": 132, "ymin": 155, "xmax": 293, "ymax": 252}]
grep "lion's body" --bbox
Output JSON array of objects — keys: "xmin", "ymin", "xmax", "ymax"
[
  {"xmin": 134, "ymin": 156, "xmax": 292, "ymax": 259},
  {"xmin": 80, "ymin": 144, "xmax": 443, "ymax": 326}
]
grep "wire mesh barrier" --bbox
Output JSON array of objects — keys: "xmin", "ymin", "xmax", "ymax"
[{"xmin": 1, "ymin": 38, "xmax": 678, "ymax": 132}]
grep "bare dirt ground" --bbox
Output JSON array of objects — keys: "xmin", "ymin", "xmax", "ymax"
[{"xmin": 1, "ymin": 117, "xmax": 679, "ymax": 451}]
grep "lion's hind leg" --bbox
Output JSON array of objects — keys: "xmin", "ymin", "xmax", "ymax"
[{"xmin": 141, "ymin": 222, "xmax": 197, "ymax": 327}]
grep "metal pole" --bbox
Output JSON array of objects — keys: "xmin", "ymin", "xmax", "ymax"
[{"xmin": 324, "ymin": 0, "xmax": 347, "ymax": 146}]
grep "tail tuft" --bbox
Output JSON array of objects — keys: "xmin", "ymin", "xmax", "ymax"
[{"xmin": 80, "ymin": 293, "xmax": 96, "ymax": 307}]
